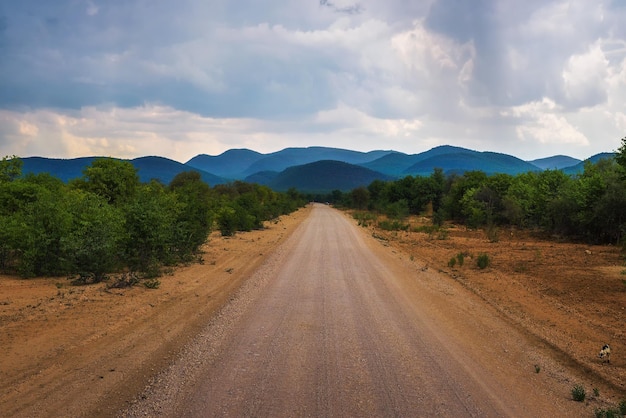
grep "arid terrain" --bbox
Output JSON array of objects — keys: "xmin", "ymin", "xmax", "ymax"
[
  {"xmin": 1, "ymin": 204, "xmax": 625, "ymax": 417},
  {"xmin": 365, "ymin": 213, "xmax": 626, "ymax": 411}
]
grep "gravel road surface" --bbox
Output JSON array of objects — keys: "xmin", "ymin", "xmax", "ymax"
[{"xmin": 121, "ymin": 203, "xmax": 581, "ymax": 417}]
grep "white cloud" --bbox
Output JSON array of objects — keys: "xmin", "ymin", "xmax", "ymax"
[
  {"xmin": 504, "ymin": 98, "xmax": 589, "ymax": 146},
  {"xmin": 1, "ymin": 0, "xmax": 625, "ymax": 162},
  {"xmin": 562, "ymin": 43, "xmax": 609, "ymax": 108}
]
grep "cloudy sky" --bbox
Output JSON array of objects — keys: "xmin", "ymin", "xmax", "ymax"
[{"xmin": 1, "ymin": 0, "xmax": 625, "ymax": 162}]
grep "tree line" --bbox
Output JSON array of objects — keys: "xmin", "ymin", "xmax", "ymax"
[
  {"xmin": 0, "ymin": 157, "xmax": 306, "ymax": 279},
  {"xmin": 326, "ymin": 138, "xmax": 626, "ymax": 246}
]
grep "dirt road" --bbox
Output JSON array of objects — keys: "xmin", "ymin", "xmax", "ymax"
[{"xmin": 122, "ymin": 204, "xmax": 586, "ymax": 417}]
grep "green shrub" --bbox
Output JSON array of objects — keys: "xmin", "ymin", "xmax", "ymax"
[
  {"xmin": 378, "ymin": 219, "xmax": 409, "ymax": 231},
  {"xmin": 456, "ymin": 252, "xmax": 465, "ymax": 266},
  {"xmin": 353, "ymin": 211, "xmax": 377, "ymax": 227},
  {"xmin": 448, "ymin": 257, "xmax": 456, "ymax": 268},
  {"xmin": 571, "ymin": 384, "xmax": 586, "ymax": 402},
  {"xmin": 594, "ymin": 407, "xmax": 622, "ymax": 418},
  {"xmin": 413, "ymin": 225, "xmax": 438, "ymax": 234},
  {"xmin": 620, "ymin": 399, "xmax": 626, "ymax": 415},
  {"xmin": 476, "ymin": 253, "xmax": 490, "ymax": 269}
]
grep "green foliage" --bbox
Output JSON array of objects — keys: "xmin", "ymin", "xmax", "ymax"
[
  {"xmin": 476, "ymin": 253, "xmax": 490, "ymax": 269},
  {"xmin": 168, "ymin": 171, "xmax": 214, "ymax": 258},
  {"xmin": 594, "ymin": 406, "xmax": 624, "ymax": 418},
  {"xmin": 61, "ymin": 190, "xmax": 124, "ymax": 281},
  {"xmin": 456, "ymin": 252, "xmax": 465, "ymax": 266},
  {"xmin": 216, "ymin": 206, "xmax": 239, "ymax": 236},
  {"xmin": 0, "ymin": 156, "xmax": 22, "ymax": 183},
  {"xmin": 378, "ymin": 219, "xmax": 409, "ymax": 231},
  {"xmin": 571, "ymin": 384, "xmax": 586, "ymax": 402},
  {"xmin": 350, "ymin": 187, "xmax": 370, "ymax": 210},
  {"xmin": 413, "ymin": 224, "xmax": 439, "ymax": 235},
  {"xmin": 123, "ymin": 181, "xmax": 181, "ymax": 271},
  {"xmin": 72, "ymin": 158, "xmax": 140, "ymax": 205},
  {"xmin": 616, "ymin": 136, "xmax": 626, "ymax": 172},
  {"xmin": 353, "ymin": 211, "xmax": 377, "ymax": 227},
  {"xmin": 0, "ymin": 158, "xmax": 303, "ymax": 279},
  {"xmin": 383, "ymin": 199, "xmax": 410, "ymax": 220},
  {"xmin": 341, "ymin": 154, "xmax": 626, "ymax": 246},
  {"xmin": 448, "ymin": 257, "xmax": 456, "ymax": 268}
]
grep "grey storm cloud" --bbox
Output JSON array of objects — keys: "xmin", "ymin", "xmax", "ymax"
[
  {"xmin": 424, "ymin": 0, "xmax": 620, "ymax": 109},
  {"xmin": 319, "ymin": 0, "xmax": 364, "ymax": 15},
  {"xmin": 0, "ymin": 0, "xmax": 351, "ymax": 117},
  {"xmin": 0, "ymin": 0, "xmax": 624, "ymax": 161}
]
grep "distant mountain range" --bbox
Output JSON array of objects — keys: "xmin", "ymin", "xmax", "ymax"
[
  {"xmin": 18, "ymin": 146, "xmax": 616, "ymax": 192},
  {"xmin": 21, "ymin": 156, "xmax": 226, "ymax": 185}
]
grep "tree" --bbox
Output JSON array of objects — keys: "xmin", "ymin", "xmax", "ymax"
[
  {"xmin": 123, "ymin": 181, "xmax": 179, "ymax": 273},
  {"xmin": 616, "ymin": 136, "xmax": 626, "ymax": 171},
  {"xmin": 61, "ymin": 191, "xmax": 124, "ymax": 280},
  {"xmin": 16, "ymin": 183, "xmax": 74, "ymax": 277},
  {"xmin": 72, "ymin": 158, "xmax": 140, "ymax": 205},
  {"xmin": 351, "ymin": 187, "xmax": 370, "ymax": 210},
  {"xmin": 0, "ymin": 156, "xmax": 22, "ymax": 183},
  {"xmin": 169, "ymin": 171, "xmax": 214, "ymax": 257}
]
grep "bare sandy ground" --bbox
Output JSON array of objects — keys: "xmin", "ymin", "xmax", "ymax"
[{"xmin": 0, "ymin": 204, "xmax": 624, "ymax": 416}]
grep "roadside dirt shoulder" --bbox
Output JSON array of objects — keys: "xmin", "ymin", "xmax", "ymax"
[
  {"xmin": 354, "ymin": 212, "xmax": 626, "ymax": 411},
  {"xmin": 0, "ymin": 205, "xmax": 311, "ymax": 418}
]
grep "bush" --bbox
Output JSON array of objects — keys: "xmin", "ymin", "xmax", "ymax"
[
  {"xmin": 353, "ymin": 211, "xmax": 377, "ymax": 227},
  {"xmin": 378, "ymin": 219, "xmax": 409, "ymax": 231},
  {"xmin": 476, "ymin": 253, "xmax": 490, "ymax": 269},
  {"xmin": 571, "ymin": 384, "xmax": 586, "ymax": 402},
  {"xmin": 456, "ymin": 252, "xmax": 465, "ymax": 266},
  {"xmin": 594, "ymin": 407, "xmax": 622, "ymax": 418},
  {"xmin": 448, "ymin": 257, "xmax": 456, "ymax": 268}
]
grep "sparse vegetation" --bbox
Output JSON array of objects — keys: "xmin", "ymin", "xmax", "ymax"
[
  {"xmin": 477, "ymin": 253, "xmax": 490, "ymax": 269},
  {"xmin": 378, "ymin": 219, "xmax": 409, "ymax": 231},
  {"xmin": 107, "ymin": 272, "xmax": 140, "ymax": 289},
  {"xmin": 594, "ymin": 406, "xmax": 624, "ymax": 418},
  {"xmin": 353, "ymin": 211, "xmax": 377, "ymax": 227},
  {"xmin": 485, "ymin": 223, "xmax": 499, "ymax": 242},
  {"xmin": 437, "ymin": 229, "xmax": 449, "ymax": 240},
  {"xmin": 143, "ymin": 278, "xmax": 161, "ymax": 289},
  {"xmin": 449, "ymin": 252, "xmax": 466, "ymax": 268},
  {"xmin": 413, "ymin": 224, "xmax": 439, "ymax": 235},
  {"xmin": 513, "ymin": 261, "xmax": 529, "ymax": 273},
  {"xmin": 571, "ymin": 384, "xmax": 586, "ymax": 402},
  {"xmin": 534, "ymin": 364, "xmax": 541, "ymax": 373}
]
